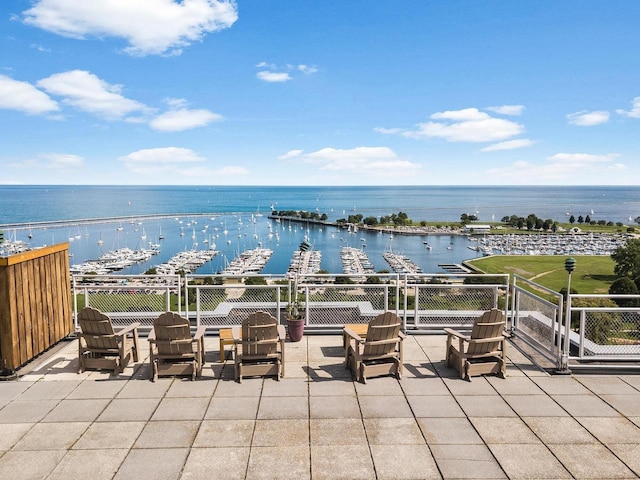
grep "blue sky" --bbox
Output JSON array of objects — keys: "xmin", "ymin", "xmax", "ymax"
[{"xmin": 1, "ymin": 1, "xmax": 639, "ymax": 186}]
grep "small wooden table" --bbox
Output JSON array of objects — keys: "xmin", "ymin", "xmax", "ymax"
[
  {"xmin": 219, "ymin": 328, "xmax": 235, "ymax": 362},
  {"xmin": 343, "ymin": 324, "xmax": 368, "ymax": 349}
]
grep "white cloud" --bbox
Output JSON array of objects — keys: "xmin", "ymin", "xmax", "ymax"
[
  {"xmin": 37, "ymin": 70, "xmax": 149, "ymax": 120},
  {"xmin": 547, "ymin": 152, "xmax": 620, "ymax": 164},
  {"xmin": 374, "ymin": 127, "xmax": 404, "ymax": 135},
  {"xmin": 277, "ymin": 149, "xmax": 304, "ymax": 160},
  {"xmin": 0, "ymin": 75, "xmax": 59, "ymax": 115},
  {"xmin": 616, "ymin": 96, "xmax": 640, "ymax": 118},
  {"xmin": 22, "ymin": 0, "xmax": 238, "ymax": 56},
  {"xmin": 566, "ymin": 110, "xmax": 610, "ymax": 126},
  {"xmin": 150, "ymin": 108, "xmax": 223, "ymax": 132},
  {"xmin": 403, "ymin": 108, "xmax": 524, "ymax": 143},
  {"xmin": 486, "ymin": 105, "xmax": 525, "ymax": 116},
  {"xmin": 279, "ymin": 146, "xmax": 421, "ymax": 174},
  {"xmin": 256, "ymin": 71, "xmax": 291, "ymax": 83},
  {"xmin": 41, "ymin": 153, "xmax": 84, "ymax": 168},
  {"xmin": 298, "ymin": 65, "xmax": 318, "ymax": 75},
  {"xmin": 119, "ymin": 147, "xmax": 205, "ymax": 173},
  {"xmin": 481, "ymin": 139, "xmax": 535, "ymax": 152}
]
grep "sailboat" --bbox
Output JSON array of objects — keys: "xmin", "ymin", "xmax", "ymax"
[
  {"xmin": 158, "ymin": 225, "xmax": 164, "ymax": 240},
  {"xmin": 97, "ymin": 232, "xmax": 104, "ymax": 245}
]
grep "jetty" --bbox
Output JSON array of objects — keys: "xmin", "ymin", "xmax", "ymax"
[
  {"xmin": 383, "ymin": 251, "xmax": 423, "ymax": 274},
  {"xmin": 286, "ymin": 250, "xmax": 322, "ymax": 278},
  {"xmin": 221, "ymin": 248, "xmax": 274, "ymax": 275},
  {"xmin": 154, "ymin": 249, "xmax": 218, "ymax": 275},
  {"xmin": 70, "ymin": 247, "xmax": 160, "ymax": 275},
  {"xmin": 340, "ymin": 246, "xmax": 375, "ymax": 281}
]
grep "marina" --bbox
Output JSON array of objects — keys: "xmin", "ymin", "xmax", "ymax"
[
  {"xmin": 340, "ymin": 246, "xmax": 375, "ymax": 281},
  {"xmin": 221, "ymin": 248, "xmax": 274, "ymax": 275},
  {"xmin": 69, "ymin": 247, "xmax": 160, "ymax": 275},
  {"xmin": 286, "ymin": 249, "xmax": 323, "ymax": 278},
  {"xmin": 154, "ymin": 249, "xmax": 219, "ymax": 275},
  {"xmin": 473, "ymin": 232, "xmax": 629, "ymax": 256},
  {"xmin": 383, "ymin": 251, "xmax": 423, "ymax": 274}
]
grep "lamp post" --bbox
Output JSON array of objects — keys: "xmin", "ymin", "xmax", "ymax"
[{"xmin": 559, "ymin": 257, "xmax": 576, "ymax": 373}]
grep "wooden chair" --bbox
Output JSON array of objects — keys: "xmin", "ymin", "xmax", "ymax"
[
  {"xmin": 444, "ymin": 308, "xmax": 508, "ymax": 381},
  {"xmin": 148, "ymin": 312, "xmax": 206, "ymax": 382},
  {"xmin": 233, "ymin": 311, "xmax": 285, "ymax": 383},
  {"xmin": 344, "ymin": 312, "xmax": 405, "ymax": 383},
  {"xmin": 77, "ymin": 306, "xmax": 140, "ymax": 375}
]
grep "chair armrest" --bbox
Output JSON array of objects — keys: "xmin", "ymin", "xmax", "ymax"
[
  {"xmin": 343, "ymin": 327, "xmax": 364, "ymax": 343},
  {"xmin": 231, "ymin": 326, "xmax": 241, "ymax": 342},
  {"xmin": 443, "ymin": 328, "xmax": 470, "ymax": 342},
  {"xmin": 398, "ymin": 331, "xmax": 407, "ymax": 340},
  {"xmin": 148, "ymin": 328, "xmax": 156, "ymax": 341},
  {"xmin": 469, "ymin": 335, "xmax": 505, "ymax": 345},
  {"xmin": 116, "ymin": 322, "xmax": 141, "ymax": 337},
  {"xmin": 194, "ymin": 326, "xmax": 207, "ymax": 340},
  {"xmin": 277, "ymin": 325, "xmax": 286, "ymax": 340}
]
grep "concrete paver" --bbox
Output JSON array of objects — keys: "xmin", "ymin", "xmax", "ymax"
[{"xmin": 0, "ymin": 334, "xmax": 639, "ymax": 479}]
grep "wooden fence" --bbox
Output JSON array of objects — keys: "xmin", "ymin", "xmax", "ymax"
[{"xmin": 0, "ymin": 243, "xmax": 73, "ymax": 371}]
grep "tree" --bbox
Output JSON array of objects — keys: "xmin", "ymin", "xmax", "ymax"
[
  {"xmin": 585, "ymin": 214, "xmax": 591, "ymax": 224},
  {"xmin": 611, "ymin": 238, "xmax": 640, "ymax": 280},
  {"xmin": 578, "ymin": 215, "xmax": 584, "ymax": 224},
  {"xmin": 608, "ymin": 277, "xmax": 639, "ymax": 307},
  {"xmin": 569, "ymin": 215, "xmax": 575, "ymax": 224}
]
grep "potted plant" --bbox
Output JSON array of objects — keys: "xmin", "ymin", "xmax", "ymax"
[{"xmin": 286, "ymin": 279, "xmax": 305, "ymax": 342}]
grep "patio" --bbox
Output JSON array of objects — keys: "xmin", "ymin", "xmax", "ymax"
[{"xmin": 1, "ymin": 334, "xmax": 639, "ymax": 479}]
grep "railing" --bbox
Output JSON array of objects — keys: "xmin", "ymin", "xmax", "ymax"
[
  {"xmin": 72, "ymin": 274, "xmax": 181, "ymax": 329},
  {"xmin": 511, "ymin": 275, "xmax": 564, "ymax": 368}
]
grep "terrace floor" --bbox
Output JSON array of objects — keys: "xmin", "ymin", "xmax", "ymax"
[{"xmin": 1, "ymin": 334, "xmax": 640, "ymax": 479}]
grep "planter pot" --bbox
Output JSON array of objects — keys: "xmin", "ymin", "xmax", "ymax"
[{"xmin": 287, "ymin": 317, "xmax": 305, "ymax": 342}]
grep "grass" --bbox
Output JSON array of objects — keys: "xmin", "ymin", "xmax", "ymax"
[{"xmin": 466, "ymin": 255, "xmax": 617, "ymax": 295}]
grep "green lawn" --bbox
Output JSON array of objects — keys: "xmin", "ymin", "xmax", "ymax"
[{"xmin": 466, "ymin": 255, "xmax": 617, "ymax": 295}]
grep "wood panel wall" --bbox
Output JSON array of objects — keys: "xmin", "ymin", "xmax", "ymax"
[{"xmin": 0, "ymin": 243, "xmax": 73, "ymax": 370}]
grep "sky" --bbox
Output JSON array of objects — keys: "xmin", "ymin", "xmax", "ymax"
[{"xmin": 1, "ymin": 0, "xmax": 640, "ymax": 186}]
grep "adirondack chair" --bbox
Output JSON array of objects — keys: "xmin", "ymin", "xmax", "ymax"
[
  {"xmin": 344, "ymin": 312, "xmax": 405, "ymax": 384},
  {"xmin": 444, "ymin": 308, "xmax": 508, "ymax": 381},
  {"xmin": 148, "ymin": 312, "xmax": 206, "ymax": 382},
  {"xmin": 77, "ymin": 306, "xmax": 140, "ymax": 375},
  {"xmin": 233, "ymin": 311, "xmax": 286, "ymax": 383}
]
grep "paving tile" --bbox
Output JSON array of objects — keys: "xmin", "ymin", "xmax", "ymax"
[
  {"xmin": 258, "ymin": 395, "xmax": 308, "ymax": 419},
  {"xmin": 457, "ymin": 395, "xmax": 517, "ymax": 417},
  {"xmin": 205, "ymin": 395, "xmax": 259, "ymax": 420},
  {"xmin": 12, "ymin": 422, "xmax": 89, "ymax": 450},
  {"xmin": 608, "ymin": 444, "xmax": 640, "ymax": 477},
  {"xmin": 443, "ymin": 376, "xmax": 497, "ymax": 395},
  {"xmin": 0, "ymin": 381, "xmax": 32, "ymax": 403},
  {"xmin": 134, "ymin": 420, "xmax": 200, "ymax": 448},
  {"xmin": 116, "ymin": 378, "xmax": 172, "ymax": 398},
  {"xmin": 47, "ymin": 449, "xmax": 129, "ymax": 480},
  {"xmin": 549, "ymin": 443, "xmax": 637, "ymax": 479},
  {"xmin": 42, "ymin": 398, "xmax": 110, "ymax": 422},
  {"xmin": 371, "ymin": 443, "xmax": 440, "ymax": 479},
  {"xmin": 165, "ymin": 378, "xmax": 217, "ymax": 397},
  {"xmin": 310, "ymin": 418, "xmax": 367, "ymax": 446},
  {"xmin": 502, "ymin": 394, "xmax": 568, "ymax": 416},
  {"xmin": 307, "ymin": 362, "xmax": 352, "ymax": 379},
  {"xmin": 471, "ymin": 417, "xmax": 540, "ymax": 444},
  {"xmin": 354, "ymin": 376, "xmax": 404, "ymax": 395},
  {"xmin": 532, "ymin": 376, "xmax": 592, "ymax": 395},
  {"xmin": 0, "ymin": 423, "xmax": 34, "ymax": 450},
  {"xmin": 487, "ymin": 376, "xmax": 545, "ymax": 395},
  {"xmin": 488, "ymin": 443, "xmax": 572, "ymax": 479},
  {"xmin": 620, "ymin": 375, "xmax": 640, "ymax": 391},
  {"xmin": 97, "ymin": 397, "xmax": 161, "ymax": 422},
  {"xmin": 309, "ymin": 395, "xmax": 360, "ymax": 419},
  {"xmin": 406, "ymin": 394, "xmax": 465, "ymax": 417},
  {"xmin": 0, "ymin": 450, "xmax": 67, "ymax": 480},
  {"xmin": 0, "ymin": 399, "xmax": 60, "ymax": 423},
  {"xmin": 308, "ymin": 378, "xmax": 356, "ymax": 396},
  {"xmin": 151, "ymin": 396, "xmax": 210, "ymax": 421},
  {"xmin": 248, "ymin": 445, "xmax": 310, "ymax": 479},
  {"xmin": 252, "ymin": 419, "xmax": 309, "ymax": 446},
  {"xmin": 261, "ymin": 377, "xmax": 308, "ymax": 397},
  {"xmin": 363, "ymin": 417, "xmax": 425, "ymax": 445},
  {"xmin": 358, "ymin": 395, "xmax": 413, "ymax": 418},
  {"xmin": 576, "ymin": 416, "xmax": 640, "ymax": 444},
  {"xmin": 576, "ymin": 375, "xmax": 640, "ymax": 395},
  {"xmin": 73, "ymin": 421, "xmax": 145, "ymax": 449},
  {"xmin": 67, "ymin": 379, "xmax": 126, "ymax": 399},
  {"xmin": 114, "ymin": 448, "xmax": 189, "ymax": 480},
  {"xmin": 15, "ymin": 380, "xmax": 79, "ymax": 400},
  {"xmin": 399, "ymin": 376, "xmax": 450, "ymax": 395},
  {"xmin": 193, "ymin": 419, "xmax": 255, "ymax": 447},
  {"xmin": 311, "ymin": 444, "xmax": 373, "ymax": 480},
  {"xmin": 181, "ymin": 447, "xmax": 250, "ymax": 480},
  {"xmin": 552, "ymin": 393, "xmax": 621, "ymax": 417},
  {"xmin": 521, "ymin": 416, "xmax": 597, "ymax": 444},
  {"xmin": 214, "ymin": 378, "xmax": 264, "ymax": 396},
  {"xmin": 417, "ymin": 417, "xmax": 484, "ymax": 444},
  {"xmin": 601, "ymin": 394, "xmax": 640, "ymax": 416},
  {"xmin": 430, "ymin": 444, "xmax": 507, "ymax": 479}
]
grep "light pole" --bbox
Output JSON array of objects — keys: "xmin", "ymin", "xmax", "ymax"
[{"xmin": 559, "ymin": 257, "xmax": 576, "ymax": 373}]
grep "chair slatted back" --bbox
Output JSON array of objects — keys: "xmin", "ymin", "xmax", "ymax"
[
  {"xmin": 363, "ymin": 312, "xmax": 401, "ymax": 357},
  {"xmin": 467, "ymin": 309, "xmax": 506, "ymax": 355},
  {"xmin": 78, "ymin": 307, "xmax": 118, "ymax": 351},
  {"xmin": 153, "ymin": 312, "xmax": 193, "ymax": 356},
  {"xmin": 242, "ymin": 311, "xmax": 279, "ymax": 357}
]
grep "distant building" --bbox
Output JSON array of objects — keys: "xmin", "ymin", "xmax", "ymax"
[{"xmin": 464, "ymin": 224, "xmax": 491, "ymax": 234}]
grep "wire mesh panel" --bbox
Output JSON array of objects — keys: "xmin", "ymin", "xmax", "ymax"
[
  {"xmin": 72, "ymin": 275, "xmax": 180, "ymax": 328},
  {"xmin": 577, "ymin": 309, "xmax": 640, "ymax": 358},
  {"xmin": 514, "ymin": 288, "xmax": 561, "ymax": 357}
]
